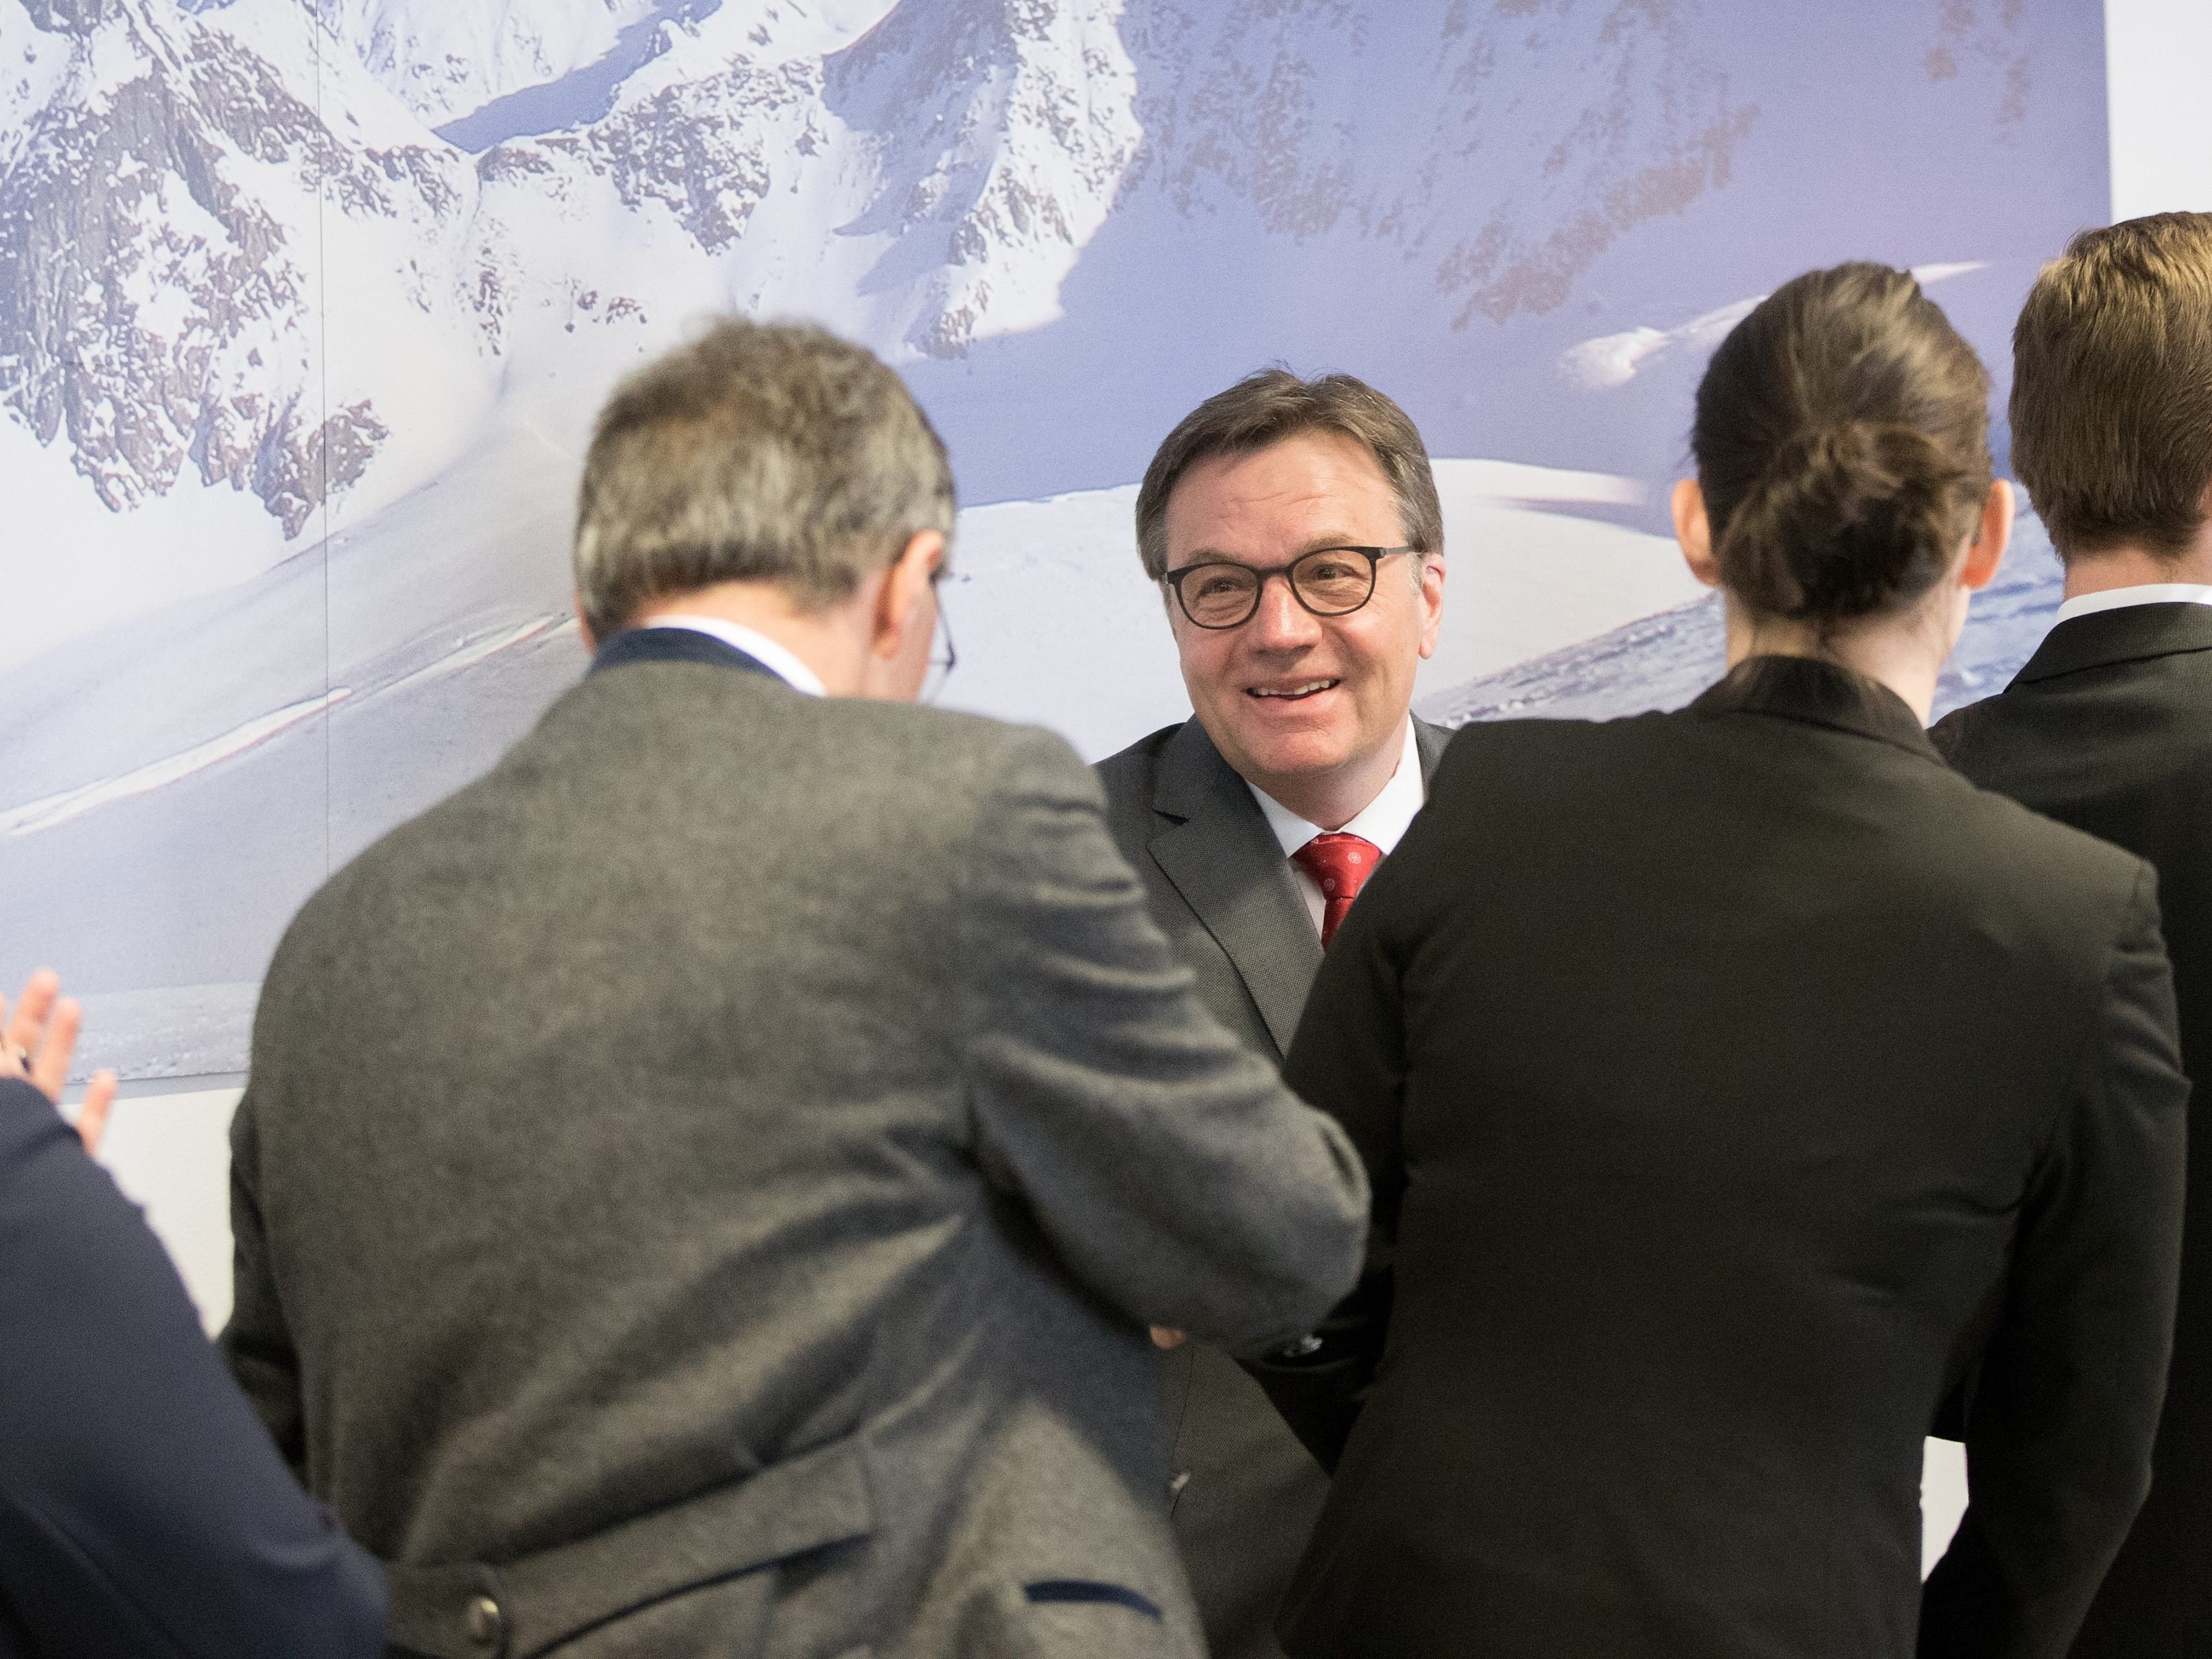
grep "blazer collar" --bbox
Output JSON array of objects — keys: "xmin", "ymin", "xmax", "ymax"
[
  {"xmin": 588, "ymin": 627, "xmax": 782, "ymax": 681},
  {"xmin": 2011, "ymin": 602, "xmax": 2212, "ymax": 686},
  {"xmin": 1145, "ymin": 716, "xmax": 1447, "ymax": 1056},
  {"xmin": 1691, "ymin": 653, "xmax": 1941, "ymax": 763}
]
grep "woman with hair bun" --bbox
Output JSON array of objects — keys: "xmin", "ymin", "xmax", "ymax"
[{"xmin": 1263, "ymin": 264, "xmax": 2190, "ymax": 1659}]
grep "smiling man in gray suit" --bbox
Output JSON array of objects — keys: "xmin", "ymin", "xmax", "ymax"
[
  {"xmin": 1095, "ymin": 371, "xmax": 1450, "ymax": 1659},
  {"xmin": 221, "ymin": 321, "xmax": 1369, "ymax": 1659}
]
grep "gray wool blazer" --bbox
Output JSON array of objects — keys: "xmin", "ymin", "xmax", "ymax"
[
  {"xmin": 1094, "ymin": 714, "xmax": 1447, "ymax": 1659},
  {"xmin": 221, "ymin": 638, "xmax": 1369, "ymax": 1659}
]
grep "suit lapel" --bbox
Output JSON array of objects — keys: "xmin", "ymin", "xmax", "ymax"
[
  {"xmin": 1412, "ymin": 715, "xmax": 1449, "ymax": 784},
  {"xmin": 1148, "ymin": 721, "xmax": 1322, "ymax": 1058}
]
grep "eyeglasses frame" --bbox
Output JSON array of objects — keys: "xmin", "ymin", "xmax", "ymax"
[
  {"xmin": 1158, "ymin": 545, "xmax": 1419, "ymax": 630},
  {"xmin": 921, "ymin": 569, "xmax": 957, "ymax": 703}
]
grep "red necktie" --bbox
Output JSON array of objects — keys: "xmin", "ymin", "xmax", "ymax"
[{"xmin": 1293, "ymin": 833, "xmax": 1384, "ymax": 948}]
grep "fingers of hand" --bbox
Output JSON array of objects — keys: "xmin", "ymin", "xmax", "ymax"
[
  {"xmin": 29, "ymin": 997, "xmax": 81, "ymax": 1104},
  {"xmin": 74, "ymin": 1071, "xmax": 118, "ymax": 1155},
  {"xmin": 3, "ymin": 970, "xmax": 60, "ymax": 1062},
  {"xmin": 1150, "ymin": 1327, "xmax": 1187, "ymax": 1350}
]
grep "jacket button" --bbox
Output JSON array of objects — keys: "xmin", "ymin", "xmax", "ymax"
[{"xmin": 465, "ymin": 1593, "xmax": 504, "ymax": 1647}]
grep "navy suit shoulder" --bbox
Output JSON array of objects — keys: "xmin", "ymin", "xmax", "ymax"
[{"xmin": 0, "ymin": 1078, "xmax": 385, "ymax": 1659}]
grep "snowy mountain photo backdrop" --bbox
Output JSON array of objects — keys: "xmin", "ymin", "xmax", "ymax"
[{"xmin": 0, "ymin": 0, "xmax": 2107, "ymax": 1078}]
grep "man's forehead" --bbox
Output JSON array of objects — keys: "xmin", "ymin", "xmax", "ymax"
[{"xmin": 1163, "ymin": 430, "xmax": 1398, "ymax": 548}]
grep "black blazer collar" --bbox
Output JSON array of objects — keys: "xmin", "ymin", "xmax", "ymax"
[
  {"xmin": 589, "ymin": 626, "xmax": 783, "ymax": 681},
  {"xmin": 2012, "ymin": 602, "xmax": 2212, "ymax": 686},
  {"xmin": 1692, "ymin": 654, "xmax": 1940, "ymax": 763}
]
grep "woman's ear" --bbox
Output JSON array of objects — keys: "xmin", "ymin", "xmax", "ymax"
[
  {"xmin": 1961, "ymin": 478, "xmax": 2013, "ymax": 592},
  {"xmin": 1673, "ymin": 478, "xmax": 1721, "ymax": 589}
]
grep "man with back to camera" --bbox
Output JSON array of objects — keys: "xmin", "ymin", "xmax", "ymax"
[
  {"xmin": 1094, "ymin": 370, "xmax": 1450, "ymax": 1659},
  {"xmin": 1933, "ymin": 211, "xmax": 2212, "ymax": 1656},
  {"xmin": 219, "ymin": 318, "xmax": 1371, "ymax": 1659}
]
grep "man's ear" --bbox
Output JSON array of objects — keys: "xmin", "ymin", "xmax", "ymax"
[
  {"xmin": 1415, "ymin": 554, "xmax": 1446, "ymax": 660},
  {"xmin": 1961, "ymin": 478, "xmax": 2013, "ymax": 592},
  {"xmin": 872, "ymin": 530, "xmax": 947, "ymax": 659},
  {"xmin": 1673, "ymin": 478, "xmax": 1721, "ymax": 589},
  {"xmin": 573, "ymin": 593, "xmax": 598, "ymax": 653}
]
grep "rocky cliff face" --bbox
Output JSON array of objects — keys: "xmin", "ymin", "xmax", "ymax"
[
  {"xmin": 0, "ymin": 0, "xmax": 472, "ymax": 535},
  {"xmin": 2, "ymin": 0, "xmax": 2045, "ymax": 553},
  {"xmin": 311, "ymin": 0, "xmax": 655, "ymax": 127},
  {"xmin": 1117, "ymin": 0, "xmax": 1756, "ymax": 328},
  {"xmin": 826, "ymin": 0, "xmax": 1140, "ymax": 356}
]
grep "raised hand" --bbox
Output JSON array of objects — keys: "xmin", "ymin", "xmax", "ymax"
[{"xmin": 1, "ymin": 970, "xmax": 120, "ymax": 1153}]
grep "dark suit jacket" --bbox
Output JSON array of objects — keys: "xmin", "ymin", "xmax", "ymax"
[
  {"xmin": 1272, "ymin": 656, "xmax": 2189, "ymax": 1659},
  {"xmin": 1935, "ymin": 603, "xmax": 2212, "ymax": 1656},
  {"xmin": 0, "ymin": 1077, "xmax": 384, "ymax": 1658},
  {"xmin": 1096, "ymin": 715, "xmax": 1447, "ymax": 1659},
  {"xmin": 223, "ymin": 627, "xmax": 1367, "ymax": 1659}
]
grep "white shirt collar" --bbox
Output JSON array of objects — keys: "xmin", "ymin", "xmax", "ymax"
[
  {"xmin": 2053, "ymin": 584, "xmax": 2212, "ymax": 626},
  {"xmin": 638, "ymin": 616, "xmax": 828, "ymax": 697},
  {"xmin": 1249, "ymin": 720, "xmax": 1426, "ymax": 858}
]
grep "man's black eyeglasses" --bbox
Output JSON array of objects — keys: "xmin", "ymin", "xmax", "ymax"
[{"xmin": 1159, "ymin": 546, "xmax": 1416, "ymax": 630}]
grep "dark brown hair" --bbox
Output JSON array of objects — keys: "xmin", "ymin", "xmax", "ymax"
[
  {"xmin": 1692, "ymin": 263, "xmax": 1991, "ymax": 629},
  {"xmin": 1134, "ymin": 370, "xmax": 1443, "ymax": 579},
  {"xmin": 2011, "ymin": 212, "xmax": 2212, "ymax": 562}
]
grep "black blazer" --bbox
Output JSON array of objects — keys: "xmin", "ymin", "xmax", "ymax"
[
  {"xmin": 0, "ymin": 1078, "xmax": 384, "ymax": 1658},
  {"xmin": 1935, "ymin": 602, "xmax": 2212, "ymax": 1656},
  {"xmin": 1272, "ymin": 656, "xmax": 2189, "ymax": 1659}
]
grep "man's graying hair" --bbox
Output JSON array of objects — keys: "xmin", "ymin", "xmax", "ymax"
[{"xmin": 574, "ymin": 318, "xmax": 955, "ymax": 639}]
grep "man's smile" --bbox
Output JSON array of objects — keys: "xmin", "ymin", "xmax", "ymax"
[{"xmin": 1247, "ymin": 678, "xmax": 1342, "ymax": 700}]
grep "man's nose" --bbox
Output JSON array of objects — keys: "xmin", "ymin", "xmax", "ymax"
[{"xmin": 1246, "ymin": 572, "xmax": 1320, "ymax": 649}]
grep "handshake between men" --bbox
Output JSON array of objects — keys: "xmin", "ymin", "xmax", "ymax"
[{"xmin": 216, "ymin": 320, "xmax": 1372, "ymax": 1659}]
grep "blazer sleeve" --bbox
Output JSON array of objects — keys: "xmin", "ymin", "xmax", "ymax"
[
  {"xmin": 956, "ymin": 726, "xmax": 1370, "ymax": 1356},
  {"xmin": 219, "ymin": 1082, "xmax": 307, "ymax": 1473},
  {"xmin": 0, "ymin": 1078, "xmax": 385, "ymax": 1659},
  {"xmin": 1254, "ymin": 851, "xmax": 1414, "ymax": 1469},
  {"xmin": 1920, "ymin": 865, "xmax": 2190, "ymax": 1658}
]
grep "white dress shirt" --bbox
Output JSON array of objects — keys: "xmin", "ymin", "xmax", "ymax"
[
  {"xmin": 641, "ymin": 614, "xmax": 828, "ymax": 696},
  {"xmin": 1250, "ymin": 720, "xmax": 1427, "ymax": 938},
  {"xmin": 2053, "ymin": 583, "xmax": 2212, "ymax": 626}
]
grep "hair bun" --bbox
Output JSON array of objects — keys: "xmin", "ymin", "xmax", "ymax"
[{"xmin": 1715, "ymin": 420, "xmax": 1973, "ymax": 624}]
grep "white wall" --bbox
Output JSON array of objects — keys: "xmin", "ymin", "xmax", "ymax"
[
  {"xmin": 2108, "ymin": 0, "xmax": 2212, "ymax": 220},
  {"xmin": 95, "ymin": 1081, "xmax": 240, "ymax": 1334},
  {"xmin": 82, "ymin": 0, "xmax": 2205, "ymax": 1584}
]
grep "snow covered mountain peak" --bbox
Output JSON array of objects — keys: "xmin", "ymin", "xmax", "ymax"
[
  {"xmin": 825, "ymin": 0, "xmax": 1141, "ymax": 355},
  {"xmin": 311, "ymin": 0, "xmax": 661, "ymax": 128}
]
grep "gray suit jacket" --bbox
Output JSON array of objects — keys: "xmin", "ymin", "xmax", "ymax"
[
  {"xmin": 222, "ymin": 637, "xmax": 1369, "ymax": 1659},
  {"xmin": 1094, "ymin": 715, "xmax": 1447, "ymax": 1659}
]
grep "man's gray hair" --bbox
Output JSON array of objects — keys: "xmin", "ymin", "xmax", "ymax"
[{"xmin": 574, "ymin": 318, "xmax": 956, "ymax": 638}]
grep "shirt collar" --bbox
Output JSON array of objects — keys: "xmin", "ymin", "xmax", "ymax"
[
  {"xmin": 1248, "ymin": 719, "xmax": 1426, "ymax": 857},
  {"xmin": 2052, "ymin": 583, "xmax": 2212, "ymax": 626},
  {"xmin": 639, "ymin": 616, "xmax": 828, "ymax": 697}
]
